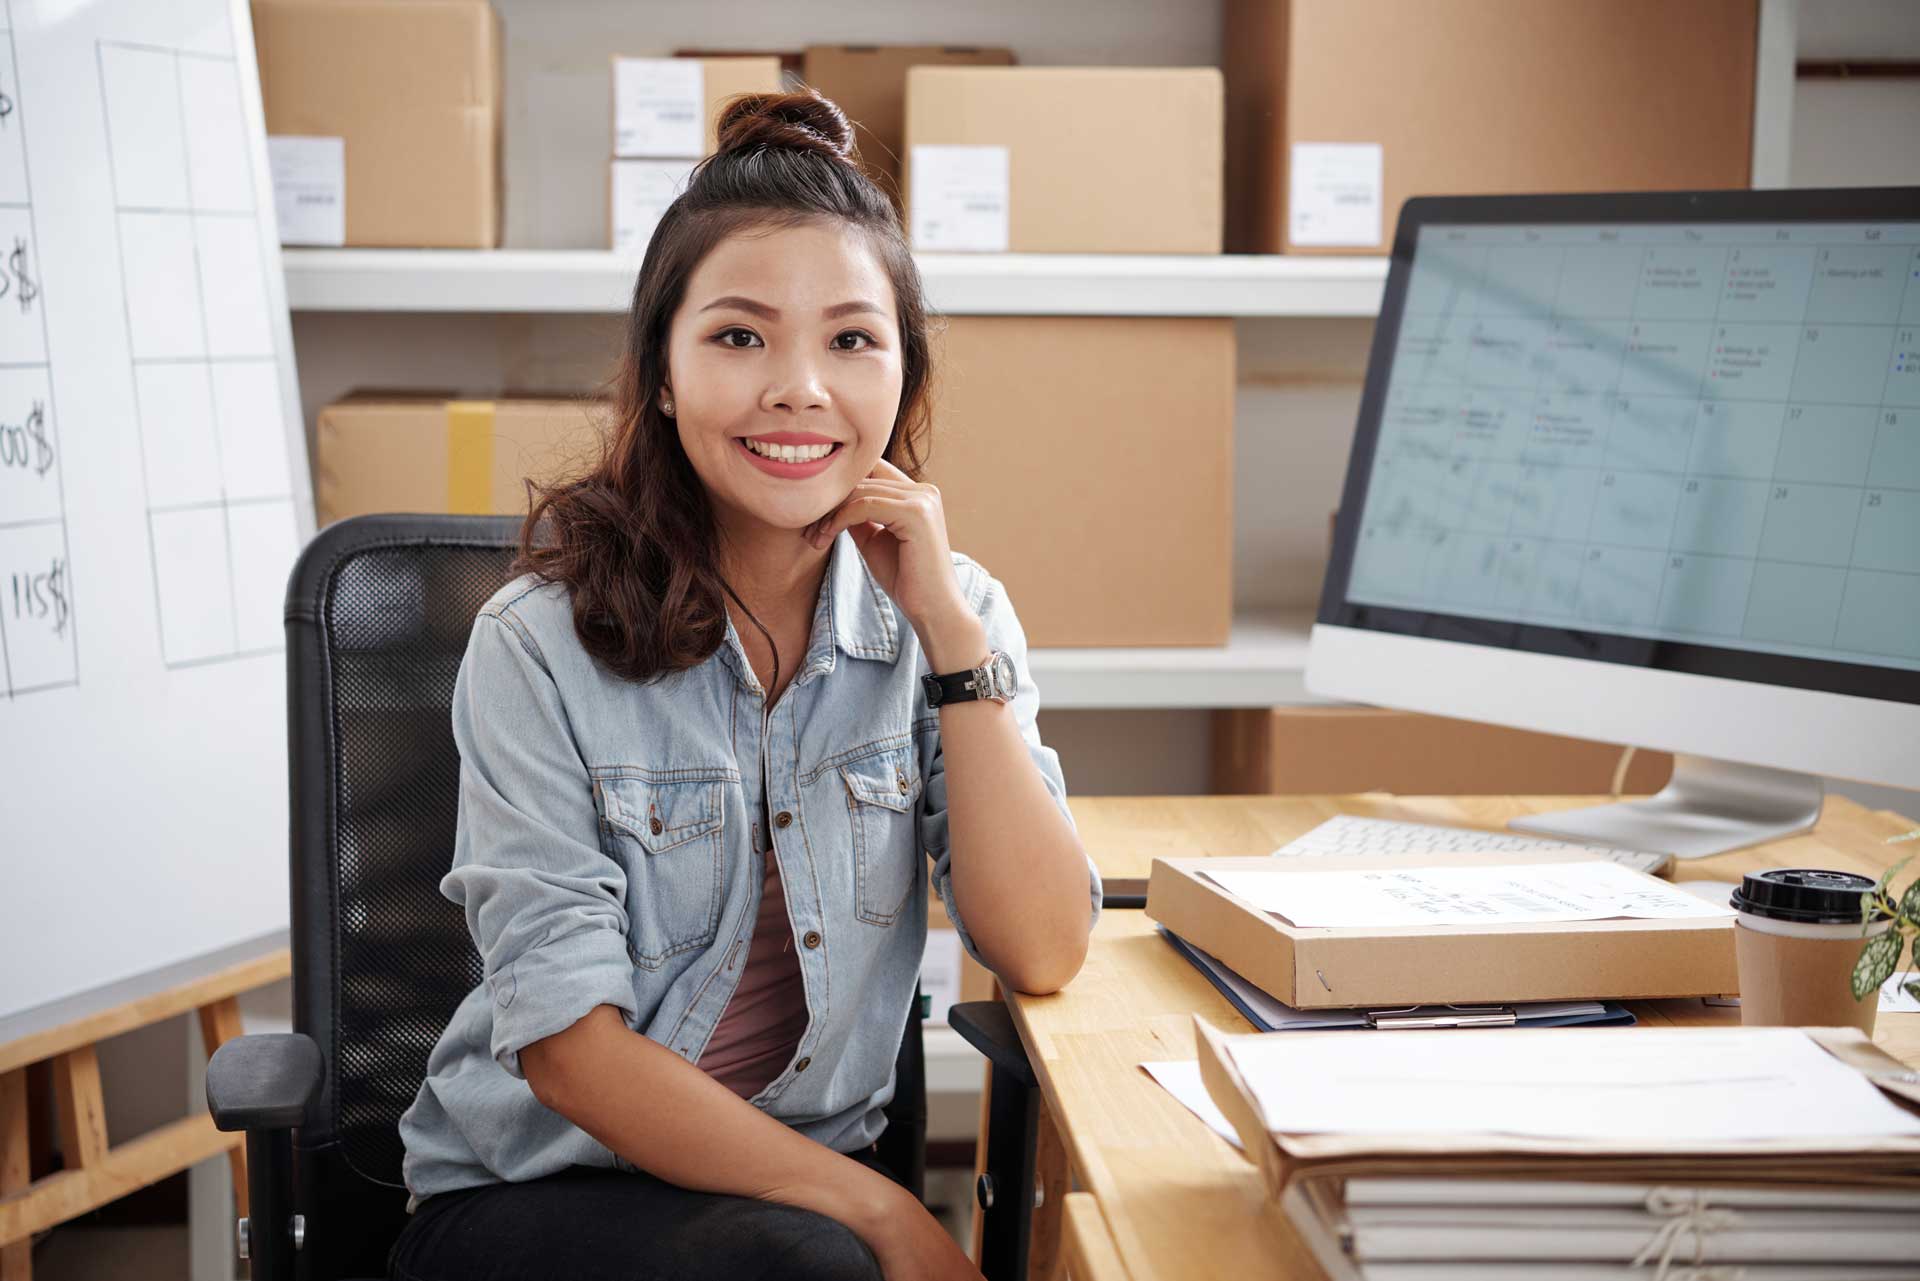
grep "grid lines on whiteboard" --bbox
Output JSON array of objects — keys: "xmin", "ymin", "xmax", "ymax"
[
  {"xmin": 0, "ymin": 6, "xmax": 75, "ymax": 700},
  {"xmin": 1347, "ymin": 223, "xmax": 1920, "ymax": 674},
  {"xmin": 97, "ymin": 37, "xmax": 297, "ymax": 669}
]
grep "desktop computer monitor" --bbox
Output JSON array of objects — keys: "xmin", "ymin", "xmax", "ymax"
[{"xmin": 1307, "ymin": 187, "xmax": 1920, "ymax": 858}]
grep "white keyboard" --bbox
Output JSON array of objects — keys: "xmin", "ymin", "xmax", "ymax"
[{"xmin": 1276, "ymin": 814, "xmax": 1673, "ymax": 877}]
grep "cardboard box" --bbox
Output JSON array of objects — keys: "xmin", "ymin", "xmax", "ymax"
[
  {"xmin": 606, "ymin": 56, "xmax": 782, "ymax": 251},
  {"xmin": 903, "ymin": 67, "xmax": 1223, "ymax": 254},
  {"xmin": 801, "ymin": 44, "xmax": 1016, "ymax": 199},
  {"xmin": 252, "ymin": 0, "xmax": 502, "ymax": 248},
  {"xmin": 315, "ymin": 395, "xmax": 608, "ymax": 527},
  {"xmin": 1146, "ymin": 851, "xmax": 1738, "ymax": 1008},
  {"xmin": 1212, "ymin": 707, "xmax": 1675, "ymax": 796},
  {"xmin": 609, "ymin": 158, "xmax": 696, "ymax": 257},
  {"xmin": 610, "ymin": 56, "xmax": 783, "ymax": 159},
  {"xmin": 1223, "ymin": 0, "xmax": 1757, "ymax": 254},
  {"xmin": 928, "ymin": 318, "xmax": 1234, "ymax": 647}
]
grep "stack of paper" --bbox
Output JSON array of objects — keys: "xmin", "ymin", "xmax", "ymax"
[
  {"xmin": 1192, "ymin": 1020, "xmax": 1920, "ymax": 1280},
  {"xmin": 1339, "ymin": 1180, "xmax": 1920, "ymax": 1279}
]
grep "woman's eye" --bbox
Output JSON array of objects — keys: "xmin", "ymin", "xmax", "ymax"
[
  {"xmin": 716, "ymin": 327, "xmax": 762, "ymax": 349},
  {"xmin": 833, "ymin": 330, "xmax": 876, "ymax": 351}
]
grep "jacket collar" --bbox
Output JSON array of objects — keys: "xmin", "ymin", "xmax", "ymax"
[{"xmin": 717, "ymin": 529, "xmax": 898, "ymax": 697}]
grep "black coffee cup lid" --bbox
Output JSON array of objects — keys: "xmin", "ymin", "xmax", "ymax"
[{"xmin": 1730, "ymin": 867, "xmax": 1875, "ymax": 925}]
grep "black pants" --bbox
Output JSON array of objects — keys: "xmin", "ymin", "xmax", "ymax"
[{"xmin": 387, "ymin": 1149, "xmax": 893, "ymax": 1281}]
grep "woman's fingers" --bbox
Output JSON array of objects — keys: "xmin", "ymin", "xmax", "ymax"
[{"xmin": 809, "ymin": 494, "xmax": 924, "ymax": 548}]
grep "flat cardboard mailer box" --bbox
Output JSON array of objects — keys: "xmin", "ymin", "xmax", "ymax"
[
  {"xmin": 1146, "ymin": 851, "xmax": 1737, "ymax": 1009},
  {"xmin": 315, "ymin": 395, "xmax": 609, "ymax": 527},
  {"xmin": 1192, "ymin": 1019, "xmax": 1920, "ymax": 1205}
]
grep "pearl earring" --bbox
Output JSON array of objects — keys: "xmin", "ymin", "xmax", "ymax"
[{"xmin": 661, "ymin": 396, "xmax": 675, "ymax": 416}]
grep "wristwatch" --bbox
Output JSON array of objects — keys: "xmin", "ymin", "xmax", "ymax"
[{"xmin": 922, "ymin": 650, "xmax": 1017, "ymax": 708}]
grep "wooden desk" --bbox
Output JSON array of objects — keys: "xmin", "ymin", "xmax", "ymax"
[
  {"xmin": 1061, "ymin": 1192, "xmax": 1128, "ymax": 1281},
  {"xmin": 1013, "ymin": 794, "xmax": 1919, "ymax": 1281}
]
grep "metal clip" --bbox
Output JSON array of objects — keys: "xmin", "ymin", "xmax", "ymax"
[{"xmin": 1364, "ymin": 1003, "xmax": 1517, "ymax": 1030}]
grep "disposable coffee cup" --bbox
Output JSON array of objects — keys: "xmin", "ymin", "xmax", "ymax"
[{"xmin": 1730, "ymin": 868, "xmax": 1884, "ymax": 1034}]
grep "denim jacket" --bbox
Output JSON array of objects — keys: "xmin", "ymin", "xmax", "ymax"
[{"xmin": 396, "ymin": 530, "xmax": 1101, "ymax": 1209}]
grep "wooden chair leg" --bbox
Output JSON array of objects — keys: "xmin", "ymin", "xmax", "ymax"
[
  {"xmin": 2, "ymin": 1068, "xmax": 31, "ymax": 1281},
  {"xmin": 198, "ymin": 997, "xmax": 249, "ymax": 1220}
]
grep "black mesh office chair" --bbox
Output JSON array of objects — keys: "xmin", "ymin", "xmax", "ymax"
[{"xmin": 204, "ymin": 513, "xmax": 926, "ymax": 1280}]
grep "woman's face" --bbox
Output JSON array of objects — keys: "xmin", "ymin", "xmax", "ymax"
[{"xmin": 664, "ymin": 219, "xmax": 904, "ymax": 539}]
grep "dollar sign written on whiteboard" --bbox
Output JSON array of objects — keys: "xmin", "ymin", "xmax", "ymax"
[
  {"xmin": 0, "ymin": 399, "xmax": 48, "ymax": 475},
  {"xmin": 27, "ymin": 400, "xmax": 50, "ymax": 476},
  {"xmin": 8, "ymin": 236, "xmax": 36, "ymax": 314},
  {"xmin": 47, "ymin": 557, "xmax": 67, "ymax": 637}
]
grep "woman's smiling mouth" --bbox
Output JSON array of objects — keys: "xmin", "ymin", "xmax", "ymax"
[{"xmin": 735, "ymin": 433, "xmax": 844, "ymax": 476}]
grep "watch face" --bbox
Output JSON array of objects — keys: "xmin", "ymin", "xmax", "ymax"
[{"xmin": 990, "ymin": 651, "xmax": 1017, "ymax": 700}]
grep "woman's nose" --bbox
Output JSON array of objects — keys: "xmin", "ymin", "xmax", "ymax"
[{"xmin": 760, "ymin": 351, "xmax": 830, "ymax": 414}]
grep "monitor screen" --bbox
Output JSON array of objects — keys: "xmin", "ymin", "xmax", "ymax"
[{"xmin": 1335, "ymin": 213, "xmax": 1920, "ymax": 694}]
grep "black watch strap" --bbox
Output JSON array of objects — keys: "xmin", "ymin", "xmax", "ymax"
[{"xmin": 921, "ymin": 668, "xmax": 984, "ymax": 708}]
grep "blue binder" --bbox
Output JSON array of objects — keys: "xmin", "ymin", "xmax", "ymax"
[{"xmin": 1160, "ymin": 926, "xmax": 1637, "ymax": 1031}]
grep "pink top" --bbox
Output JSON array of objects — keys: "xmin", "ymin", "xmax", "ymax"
[{"xmin": 698, "ymin": 851, "xmax": 809, "ymax": 1099}]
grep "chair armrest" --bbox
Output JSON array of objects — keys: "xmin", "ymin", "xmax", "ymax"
[
  {"xmin": 206, "ymin": 1033, "xmax": 322, "ymax": 1132},
  {"xmin": 948, "ymin": 1001, "xmax": 1036, "ymax": 1090}
]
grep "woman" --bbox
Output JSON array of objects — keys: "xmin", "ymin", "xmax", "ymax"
[{"xmin": 388, "ymin": 89, "xmax": 1101, "ymax": 1281}]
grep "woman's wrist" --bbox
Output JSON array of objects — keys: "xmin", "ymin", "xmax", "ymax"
[
  {"xmin": 806, "ymin": 1155, "xmax": 917, "ymax": 1242},
  {"xmin": 919, "ymin": 607, "xmax": 989, "ymax": 674}
]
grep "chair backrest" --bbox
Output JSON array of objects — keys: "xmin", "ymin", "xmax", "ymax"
[
  {"xmin": 285, "ymin": 514, "xmax": 923, "ymax": 1280},
  {"xmin": 287, "ymin": 514, "xmax": 518, "ymax": 1279}
]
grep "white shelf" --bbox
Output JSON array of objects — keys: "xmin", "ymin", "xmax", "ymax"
[
  {"xmin": 1030, "ymin": 607, "xmax": 1320, "ymax": 710},
  {"xmin": 279, "ymin": 249, "xmax": 1388, "ymax": 317}
]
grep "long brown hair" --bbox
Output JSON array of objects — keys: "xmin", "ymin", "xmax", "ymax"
[{"xmin": 512, "ymin": 89, "xmax": 935, "ymax": 684}]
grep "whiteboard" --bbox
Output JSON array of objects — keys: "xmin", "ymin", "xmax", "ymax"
[{"xmin": 0, "ymin": 0, "xmax": 312, "ymax": 1022}]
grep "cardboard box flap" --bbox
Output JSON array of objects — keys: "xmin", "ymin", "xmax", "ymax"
[
  {"xmin": 1195, "ymin": 1017, "xmax": 1920, "ymax": 1196},
  {"xmin": 1148, "ymin": 853, "xmax": 1737, "ymax": 1009}
]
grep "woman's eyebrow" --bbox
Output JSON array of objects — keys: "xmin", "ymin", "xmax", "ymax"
[
  {"xmin": 699, "ymin": 295, "xmax": 779, "ymax": 318},
  {"xmin": 822, "ymin": 300, "xmax": 887, "ymax": 320}
]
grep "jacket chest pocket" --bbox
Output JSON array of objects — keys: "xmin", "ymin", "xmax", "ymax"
[
  {"xmin": 592, "ymin": 773, "xmax": 726, "ymax": 969},
  {"xmin": 839, "ymin": 746, "xmax": 924, "ymax": 927}
]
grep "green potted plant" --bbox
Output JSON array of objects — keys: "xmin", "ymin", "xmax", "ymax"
[{"xmin": 1852, "ymin": 829, "xmax": 1920, "ymax": 1003}]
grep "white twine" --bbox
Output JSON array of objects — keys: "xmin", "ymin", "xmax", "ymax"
[{"xmin": 1629, "ymin": 1188, "xmax": 1744, "ymax": 1281}]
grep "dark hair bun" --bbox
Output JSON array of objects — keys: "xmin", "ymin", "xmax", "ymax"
[{"xmin": 714, "ymin": 89, "xmax": 857, "ymax": 165}]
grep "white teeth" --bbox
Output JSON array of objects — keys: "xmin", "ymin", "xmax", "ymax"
[{"xmin": 744, "ymin": 439, "xmax": 834, "ymax": 463}]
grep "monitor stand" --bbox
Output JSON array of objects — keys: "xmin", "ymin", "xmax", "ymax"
[{"xmin": 1508, "ymin": 754, "xmax": 1825, "ymax": 860}]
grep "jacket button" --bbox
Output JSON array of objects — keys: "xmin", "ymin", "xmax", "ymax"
[
  {"xmin": 896, "ymin": 773, "xmax": 908, "ymax": 794},
  {"xmin": 803, "ymin": 930, "xmax": 821, "ymax": 949},
  {"xmin": 774, "ymin": 811, "xmax": 793, "ymax": 829},
  {"xmin": 795, "ymin": 1056, "xmax": 811, "ymax": 1073},
  {"xmin": 649, "ymin": 817, "xmax": 662, "ymax": 836}
]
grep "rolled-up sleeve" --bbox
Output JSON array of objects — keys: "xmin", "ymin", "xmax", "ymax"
[
  {"xmin": 919, "ymin": 565, "xmax": 1102, "ymax": 971},
  {"xmin": 443, "ymin": 606, "xmax": 638, "ymax": 1081}
]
